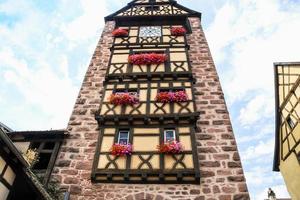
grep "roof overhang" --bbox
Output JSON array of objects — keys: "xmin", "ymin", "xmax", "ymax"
[
  {"xmin": 104, "ymin": 0, "xmax": 201, "ymax": 22},
  {"xmin": 7, "ymin": 129, "xmax": 68, "ymax": 142}
]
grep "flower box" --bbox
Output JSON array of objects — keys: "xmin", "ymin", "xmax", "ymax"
[
  {"xmin": 158, "ymin": 141, "xmax": 184, "ymax": 154},
  {"xmin": 111, "ymin": 143, "xmax": 133, "ymax": 156},
  {"xmin": 112, "ymin": 28, "xmax": 129, "ymax": 37},
  {"xmin": 109, "ymin": 93, "xmax": 139, "ymax": 105},
  {"xmin": 156, "ymin": 91, "xmax": 188, "ymax": 103},
  {"xmin": 128, "ymin": 53, "xmax": 168, "ymax": 65},
  {"xmin": 171, "ymin": 27, "xmax": 187, "ymax": 36}
]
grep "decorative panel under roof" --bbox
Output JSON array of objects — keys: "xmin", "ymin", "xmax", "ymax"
[
  {"xmin": 105, "ymin": 0, "xmax": 201, "ymax": 21},
  {"xmin": 133, "ymin": 0, "xmax": 171, "ymax": 4}
]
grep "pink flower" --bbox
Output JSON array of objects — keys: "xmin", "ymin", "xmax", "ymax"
[
  {"xmin": 111, "ymin": 143, "xmax": 133, "ymax": 156},
  {"xmin": 157, "ymin": 141, "xmax": 184, "ymax": 154},
  {"xmin": 112, "ymin": 28, "xmax": 128, "ymax": 37},
  {"xmin": 171, "ymin": 27, "xmax": 187, "ymax": 36},
  {"xmin": 156, "ymin": 91, "xmax": 188, "ymax": 103},
  {"xmin": 128, "ymin": 53, "xmax": 168, "ymax": 65},
  {"xmin": 109, "ymin": 93, "xmax": 139, "ymax": 105}
]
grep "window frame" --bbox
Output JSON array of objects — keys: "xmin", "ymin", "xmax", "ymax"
[
  {"xmin": 164, "ymin": 129, "xmax": 176, "ymax": 143},
  {"xmin": 158, "ymin": 88, "xmax": 185, "ymax": 93},
  {"xmin": 287, "ymin": 115, "xmax": 296, "ymax": 130},
  {"xmin": 113, "ymin": 89, "xmax": 139, "ymax": 96},
  {"xmin": 117, "ymin": 130, "xmax": 130, "ymax": 145},
  {"xmin": 0, "ymin": 156, "xmax": 14, "ymax": 195},
  {"xmin": 139, "ymin": 26, "xmax": 162, "ymax": 38}
]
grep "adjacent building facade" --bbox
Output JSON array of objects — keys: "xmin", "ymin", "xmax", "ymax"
[
  {"xmin": 0, "ymin": 125, "xmax": 56, "ymax": 200},
  {"xmin": 274, "ymin": 62, "xmax": 300, "ymax": 200},
  {"xmin": 51, "ymin": 0, "xmax": 249, "ymax": 199}
]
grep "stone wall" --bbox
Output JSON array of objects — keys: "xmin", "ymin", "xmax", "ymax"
[{"xmin": 51, "ymin": 17, "xmax": 250, "ymax": 200}]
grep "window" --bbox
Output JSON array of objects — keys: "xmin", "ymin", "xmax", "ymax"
[
  {"xmin": 164, "ymin": 129, "xmax": 176, "ymax": 143},
  {"xmin": 0, "ymin": 156, "xmax": 15, "ymax": 199},
  {"xmin": 173, "ymin": 88, "xmax": 185, "ymax": 92},
  {"xmin": 287, "ymin": 116, "xmax": 296, "ymax": 129},
  {"xmin": 159, "ymin": 88, "xmax": 185, "ymax": 93},
  {"xmin": 114, "ymin": 89, "xmax": 138, "ymax": 96},
  {"xmin": 139, "ymin": 26, "xmax": 162, "ymax": 37},
  {"xmin": 118, "ymin": 130, "xmax": 130, "ymax": 145}
]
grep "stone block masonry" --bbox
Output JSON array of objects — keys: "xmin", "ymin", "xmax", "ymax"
[{"xmin": 51, "ymin": 17, "xmax": 250, "ymax": 200}]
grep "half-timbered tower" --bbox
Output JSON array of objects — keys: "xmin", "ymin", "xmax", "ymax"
[{"xmin": 52, "ymin": 1, "xmax": 250, "ymax": 199}]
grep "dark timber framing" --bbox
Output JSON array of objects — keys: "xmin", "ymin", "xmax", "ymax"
[
  {"xmin": 7, "ymin": 130, "xmax": 67, "ymax": 185},
  {"xmin": 0, "ymin": 129, "xmax": 53, "ymax": 200},
  {"xmin": 93, "ymin": 0, "xmax": 201, "ymax": 184},
  {"xmin": 104, "ymin": 0, "xmax": 202, "ymax": 22},
  {"xmin": 91, "ymin": 125, "xmax": 200, "ymax": 184},
  {"xmin": 273, "ymin": 62, "xmax": 300, "ymax": 171},
  {"xmin": 106, "ymin": 44, "xmax": 193, "ymax": 82}
]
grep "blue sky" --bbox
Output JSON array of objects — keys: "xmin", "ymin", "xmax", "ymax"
[{"xmin": 1, "ymin": 0, "xmax": 300, "ymax": 199}]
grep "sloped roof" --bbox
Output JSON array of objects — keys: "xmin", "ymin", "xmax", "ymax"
[
  {"xmin": 0, "ymin": 128, "xmax": 54, "ymax": 200},
  {"xmin": 0, "ymin": 121, "xmax": 13, "ymax": 132},
  {"xmin": 105, "ymin": 0, "xmax": 201, "ymax": 22}
]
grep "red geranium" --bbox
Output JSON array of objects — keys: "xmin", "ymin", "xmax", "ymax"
[
  {"xmin": 156, "ymin": 91, "xmax": 188, "ymax": 103},
  {"xmin": 112, "ymin": 28, "xmax": 128, "ymax": 37},
  {"xmin": 109, "ymin": 93, "xmax": 139, "ymax": 105},
  {"xmin": 158, "ymin": 141, "xmax": 184, "ymax": 154},
  {"xmin": 128, "ymin": 53, "xmax": 168, "ymax": 65},
  {"xmin": 111, "ymin": 143, "xmax": 133, "ymax": 156},
  {"xmin": 171, "ymin": 27, "xmax": 187, "ymax": 36},
  {"xmin": 155, "ymin": 92, "xmax": 170, "ymax": 103}
]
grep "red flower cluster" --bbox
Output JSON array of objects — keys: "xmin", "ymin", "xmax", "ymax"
[
  {"xmin": 111, "ymin": 143, "xmax": 133, "ymax": 156},
  {"xmin": 128, "ymin": 53, "xmax": 168, "ymax": 65},
  {"xmin": 171, "ymin": 27, "xmax": 187, "ymax": 36},
  {"xmin": 157, "ymin": 141, "xmax": 184, "ymax": 154},
  {"xmin": 156, "ymin": 91, "xmax": 188, "ymax": 103},
  {"xmin": 109, "ymin": 93, "xmax": 139, "ymax": 105},
  {"xmin": 112, "ymin": 28, "xmax": 128, "ymax": 37}
]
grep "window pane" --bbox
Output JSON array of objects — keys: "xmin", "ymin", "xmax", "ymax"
[
  {"xmin": 118, "ymin": 131, "xmax": 129, "ymax": 144},
  {"xmin": 287, "ymin": 116, "xmax": 295, "ymax": 129},
  {"xmin": 114, "ymin": 89, "xmax": 127, "ymax": 95},
  {"xmin": 0, "ymin": 156, "xmax": 5, "ymax": 174},
  {"xmin": 164, "ymin": 130, "xmax": 175, "ymax": 142},
  {"xmin": 119, "ymin": 138, "xmax": 128, "ymax": 145},
  {"xmin": 0, "ymin": 182, "xmax": 9, "ymax": 200},
  {"xmin": 139, "ymin": 26, "xmax": 162, "ymax": 37},
  {"xmin": 3, "ymin": 166, "xmax": 15, "ymax": 186}
]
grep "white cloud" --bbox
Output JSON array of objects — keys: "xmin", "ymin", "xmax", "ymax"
[
  {"xmin": 0, "ymin": 0, "xmax": 110, "ymax": 130},
  {"xmin": 242, "ymin": 139, "xmax": 274, "ymax": 161},
  {"xmin": 207, "ymin": 0, "xmax": 300, "ymax": 103},
  {"xmin": 244, "ymin": 166, "xmax": 290, "ymax": 199},
  {"xmin": 238, "ymin": 123, "xmax": 274, "ymax": 143},
  {"xmin": 206, "ymin": 1, "xmax": 300, "ymax": 198},
  {"xmin": 1, "ymin": 48, "xmax": 77, "ymax": 129},
  {"xmin": 238, "ymin": 94, "xmax": 274, "ymax": 126},
  {"xmin": 255, "ymin": 185, "xmax": 290, "ymax": 200},
  {"xmin": 61, "ymin": 0, "xmax": 108, "ymax": 41}
]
